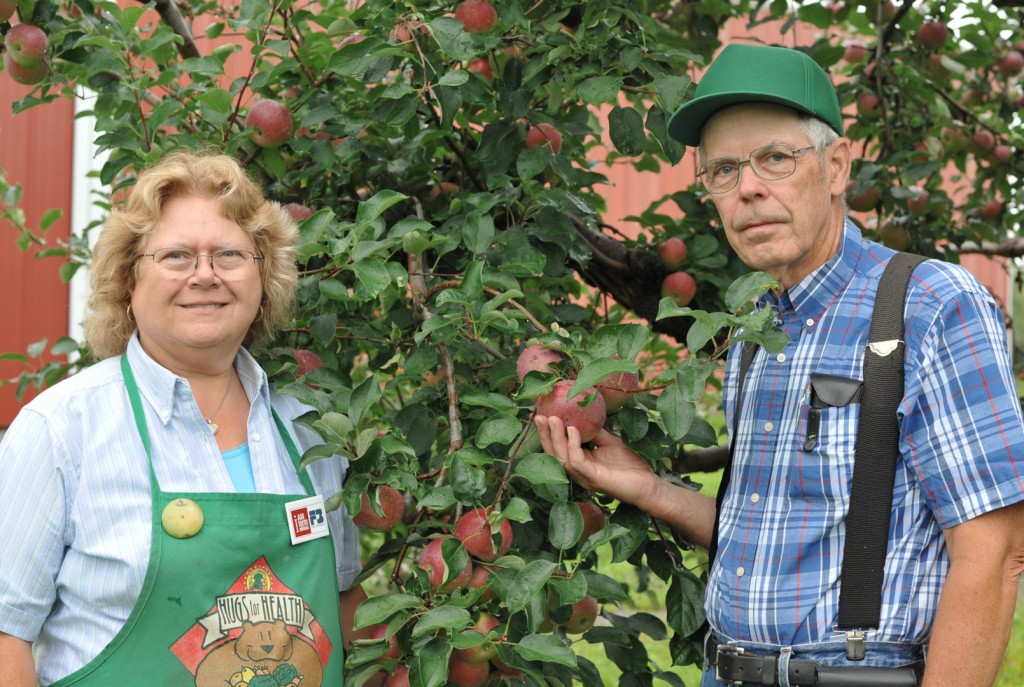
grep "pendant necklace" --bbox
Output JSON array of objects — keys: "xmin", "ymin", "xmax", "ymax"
[{"xmin": 205, "ymin": 378, "xmax": 233, "ymax": 435}]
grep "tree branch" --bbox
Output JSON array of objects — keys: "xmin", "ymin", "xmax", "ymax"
[{"xmin": 146, "ymin": 0, "xmax": 201, "ymax": 59}]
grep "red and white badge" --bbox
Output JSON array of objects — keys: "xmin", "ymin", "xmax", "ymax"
[{"xmin": 285, "ymin": 495, "xmax": 331, "ymax": 545}]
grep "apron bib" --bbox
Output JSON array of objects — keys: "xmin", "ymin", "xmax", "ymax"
[{"xmin": 51, "ymin": 356, "xmax": 344, "ymax": 687}]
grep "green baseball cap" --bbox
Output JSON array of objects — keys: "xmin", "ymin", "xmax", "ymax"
[{"xmin": 667, "ymin": 43, "xmax": 844, "ymax": 146}]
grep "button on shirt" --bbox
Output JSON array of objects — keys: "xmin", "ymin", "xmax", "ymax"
[
  {"xmin": 0, "ymin": 336, "xmax": 361, "ymax": 685},
  {"xmin": 708, "ymin": 221, "xmax": 1024, "ymax": 646}
]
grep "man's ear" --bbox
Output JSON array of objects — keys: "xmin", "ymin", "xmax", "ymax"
[{"xmin": 827, "ymin": 137, "xmax": 853, "ymax": 199}]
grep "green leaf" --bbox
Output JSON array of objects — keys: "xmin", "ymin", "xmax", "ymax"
[
  {"xmin": 578, "ymin": 76, "xmax": 621, "ymax": 104},
  {"xmin": 513, "ymin": 452, "xmax": 568, "ymax": 486},
  {"xmin": 657, "ymin": 384, "xmax": 696, "ymax": 441},
  {"xmin": 725, "ymin": 271, "xmax": 778, "ymax": 313},
  {"xmin": 505, "ymin": 559, "xmax": 557, "ymax": 614},
  {"xmin": 548, "ymin": 500, "xmax": 583, "ymax": 550},
  {"xmin": 571, "ymin": 358, "xmax": 638, "ymax": 399},
  {"xmin": 652, "ymin": 73, "xmax": 692, "ymax": 112},
  {"xmin": 666, "ymin": 567, "xmax": 706, "ymax": 636},
  {"xmin": 353, "ymin": 593, "xmax": 423, "ymax": 629},
  {"xmin": 411, "ymin": 636, "xmax": 451, "ymax": 687},
  {"xmin": 608, "ymin": 106, "xmax": 646, "ymax": 157},
  {"xmin": 462, "ymin": 212, "xmax": 495, "ymax": 255},
  {"xmin": 348, "ymin": 374, "xmax": 383, "ymax": 426},
  {"xmin": 39, "ymin": 209, "xmax": 62, "ymax": 231},
  {"xmin": 411, "ymin": 606, "xmax": 472, "ymax": 637},
  {"xmin": 429, "ymin": 16, "xmax": 476, "ymax": 61},
  {"xmin": 352, "ymin": 258, "xmax": 392, "ymax": 300},
  {"xmin": 608, "ymin": 505, "xmax": 650, "ymax": 564},
  {"xmin": 516, "ymin": 147, "xmax": 550, "ymax": 180},
  {"xmin": 515, "ymin": 634, "xmax": 578, "ymax": 667},
  {"xmin": 356, "ymin": 190, "xmax": 408, "ymax": 227},
  {"xmin": 475, "ymin": 416, "xmax": 522, "ymax": 448}
]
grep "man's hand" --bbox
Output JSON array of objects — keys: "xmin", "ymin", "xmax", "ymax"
[{"xmin": 534, "ymin": 414, "xmax": 717, "ymax": 548}]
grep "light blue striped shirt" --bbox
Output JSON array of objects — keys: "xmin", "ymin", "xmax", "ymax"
[{"xmin": 0, "ymin": 335, "xmax": 361, "ymax": 685}]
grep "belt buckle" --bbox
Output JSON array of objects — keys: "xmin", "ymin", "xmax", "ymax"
[{"xmin": 714, "ymin": 644, "xmax": 745, "ymax": 686}]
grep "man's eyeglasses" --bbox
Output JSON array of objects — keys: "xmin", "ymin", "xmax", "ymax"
[
  {"xmin": 139, "ymin": 247, "xmax": 264, "ymax": 275},
  {"xmin": 698, "ymin": 144, "xmax": 817, "ymax": 194}
]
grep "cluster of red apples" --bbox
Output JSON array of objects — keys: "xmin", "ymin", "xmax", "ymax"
[{"xmin": 1, "ymin": 9, "xmax": 49, "ymax": 85}]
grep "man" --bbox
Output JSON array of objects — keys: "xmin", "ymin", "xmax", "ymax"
[{"xmin": 535, "ymin": 43, "xmax": 1024, "ymax": 687}]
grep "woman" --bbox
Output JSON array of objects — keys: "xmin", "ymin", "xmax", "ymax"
[{"xmin": 0, "ymin": 151, "xmax": 368, "ymax": 687}]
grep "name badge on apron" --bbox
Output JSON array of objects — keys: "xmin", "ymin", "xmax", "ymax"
[{"xmin": 285, "ymin": 495, "xmax": 330, "ymax": 545}]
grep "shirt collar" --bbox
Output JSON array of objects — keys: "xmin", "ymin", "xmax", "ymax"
[
  {"xmin": 759, "ymin": 219, "xmax": 867, "ymax": 325},
  {"xmin": 124, "ymin": 334, "xmax": 270, "ymax": 427}
]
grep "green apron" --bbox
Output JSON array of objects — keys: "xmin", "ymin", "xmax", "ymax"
[{"xmin": 51, "ymin": 356, "xmax": 344, "ymax": 687}]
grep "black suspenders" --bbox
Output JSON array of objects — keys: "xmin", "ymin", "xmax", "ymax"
[{"xmin": 709, "ymin": 252, "xmax": 926, "ymax": 646}]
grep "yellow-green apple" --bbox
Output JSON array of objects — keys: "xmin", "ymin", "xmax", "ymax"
[
  {"xmin": 162, "ymin": 498, "xmax": 205, "ymax": 538},
  {"xmin": 352, "ymin": 485, "xmax": 406, "ymax": 531},
  {"xmin": 454, "ymin": 507, "xmax": 512, "ymax": 562},
  {"xmin": 247, "ymin": 99, "xmax": 293, "ymax": 148},
  {"xmin": 536, "ymin": 380, "xmax": 607, "ymax": 443}
]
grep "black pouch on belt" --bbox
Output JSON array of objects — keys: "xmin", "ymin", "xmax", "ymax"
[{"xmin": 814, "ymin": 663, "xmax": 923, "ymax": 687}]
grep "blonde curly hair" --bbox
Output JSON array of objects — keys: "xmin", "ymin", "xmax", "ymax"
[{"xmin": 83, "ymin": 150, "xmax": 298, "ymax": 360}]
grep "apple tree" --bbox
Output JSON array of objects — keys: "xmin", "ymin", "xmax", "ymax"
[{"xmin": 2, "ymin": 0, "xmax": 1023, "ymax": 686}]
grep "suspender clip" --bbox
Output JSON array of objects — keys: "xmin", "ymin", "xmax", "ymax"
[{"xmin": 845, "ymin": 630, "xmax": 866, "ymax": 661}]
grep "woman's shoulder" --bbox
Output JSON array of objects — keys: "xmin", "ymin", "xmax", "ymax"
[{"xmin": 21, "ymin": 356, "xmax": 127, "ymax": 417}]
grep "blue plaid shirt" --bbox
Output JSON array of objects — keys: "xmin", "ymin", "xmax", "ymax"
[{"xmin": 710, "ymin": 221, "xmax": 1024, "ymax": 646}]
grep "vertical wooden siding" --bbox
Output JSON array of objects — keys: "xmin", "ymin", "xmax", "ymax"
[{"xmin": 0, "ymin": 81, "xmax": 74, "ymax": 426}]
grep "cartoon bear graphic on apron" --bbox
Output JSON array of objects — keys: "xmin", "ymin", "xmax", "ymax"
[{"xmin": 50, "ymin": 357, "xmax": 345, "ymax": 687}]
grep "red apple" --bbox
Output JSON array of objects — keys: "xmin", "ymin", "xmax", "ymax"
[
  {"xmin": 418, "ymin": 537, "xmax": 473, "ymax": 593},
  {"xmin": 864, "ymin": 0, "xmax": 896, "ymax": 24},
  {"xmin": 352, "ymin": 485, "xmax": 406, "ymax": 531},
  {"xmin": 454, "ymin": 0, "xmax": 497, "ymax": 33},
  {"xmin": 3, "ymin": 50, "xmax": 47, "ymax": 85},
  {"xmin": 0, "ymin": 0, "xmax": 17, "ymax": 22},
  {"xmin": 999, "ymin": 50, "xmax": 1024, "ymax": 77},
  {"xmin": 292, "ymin": 348, "xmax": 324, "ymax": 376},
  {"xmin": 561, "ymin": 596, "xmax": 599, "ymax": 634},
  {"xmin": 467, "ymin": 564, "xmax": 496, "ymax": 601},
  {"xmin": 526, "ymin": 122, "xmax": 563, "ymax": 153},
  {"xmin": 661, "ymin": 271, "xmax": 697, "ymax": 307},
  {"xmin": 338, "ymin": 33, "xmax": 365, "ymax": 49},
  {"xmin": 906, "ymin": 187, "xmax": 929, "ymax": 215},
  {"xmin": 536, "ymin": 379, "xmax": 607, "ymax": 443},
  {"xmin": 596, "ymin": 371, "xmax": 640, "ymax": 412},
  {"xmin": 993, "ymin": 145, "xmax": 1012, "ymax": 163},
  {"xmin": 916, "ymin": 21, "xmax": 948, "ymax": 49},
  {"xmin": 385, "ymin": 664, "xmax": 410, "ymax": 687},
  {"xmin": 466, "ymin": 56, "xmax": 493, "ymax": 80},
  {"xmin": 846, "ymin": 181, "xmax": 882, "ymax": 212},
  {"xmin": 449, "ymin": 654, "xmax": 490, "ymax": 687},
  {"xmin": 971, "ymin": 129, "xmax": 996, "ymax": 154},
  {"xmin": 454, "ymin": 507, "xmax": 512, "ymax": 562},
  {"xmin": 246, "ymin": 99, "xmax": 293, "ymax": 148},
  {"xmin": 5, "ymin": 24, "xmax": 48, "ymax": 66},
  {"xmin": 657, "ymin": 236, "xmax": 688, "ymax": 269},
  {"xmin": 980, "ymin": 200, "xmax": 1003, "ymax": 223},
  {"xmin": 456, "ymin": 613, "xmax": 501, "ymax": 664},
  {"xmin": 576, "ymin": 501, "xmax": 607, "ymax": 542},
  {"xmin": 878, "ymin": 221, "xmax": 910, "ymax": 251},
  {"xmin": 842, "ymin": 40, "xmax": 869, "ymax": 64},
  {"xmin": 855, "ymin": 92, "xmax": 881, "ymax": 118},
  {"xmin": 389, "ymin": 20, "xmax": 427, "ymax": 48},
  {"xmin": 282, "ymin": 202, "xmax": 313, "ymax": 221},
  {"xmin": 516, "ymin": 343, "xmax": 562, "ymax": 380},
  {"xmin": 369, "ymin": 623, "xmax": 401, "ymax": 661},
  {"xmin": 924, "ymin": 54, "xmax": 948, "ymax": 79}
]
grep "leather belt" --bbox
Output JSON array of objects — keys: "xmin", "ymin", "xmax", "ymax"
[{"xmin": 706, "ymin": 635, "xmax": 923, "ymax": 686}]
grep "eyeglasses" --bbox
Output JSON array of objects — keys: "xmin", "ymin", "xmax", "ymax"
[
  {"xmin": 139, "ymin": 247, "xmax": 264, "ymax": 275},
  {"xmin": 698, "ymin": 144, "xmax": 817, "ymax": 194}
]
